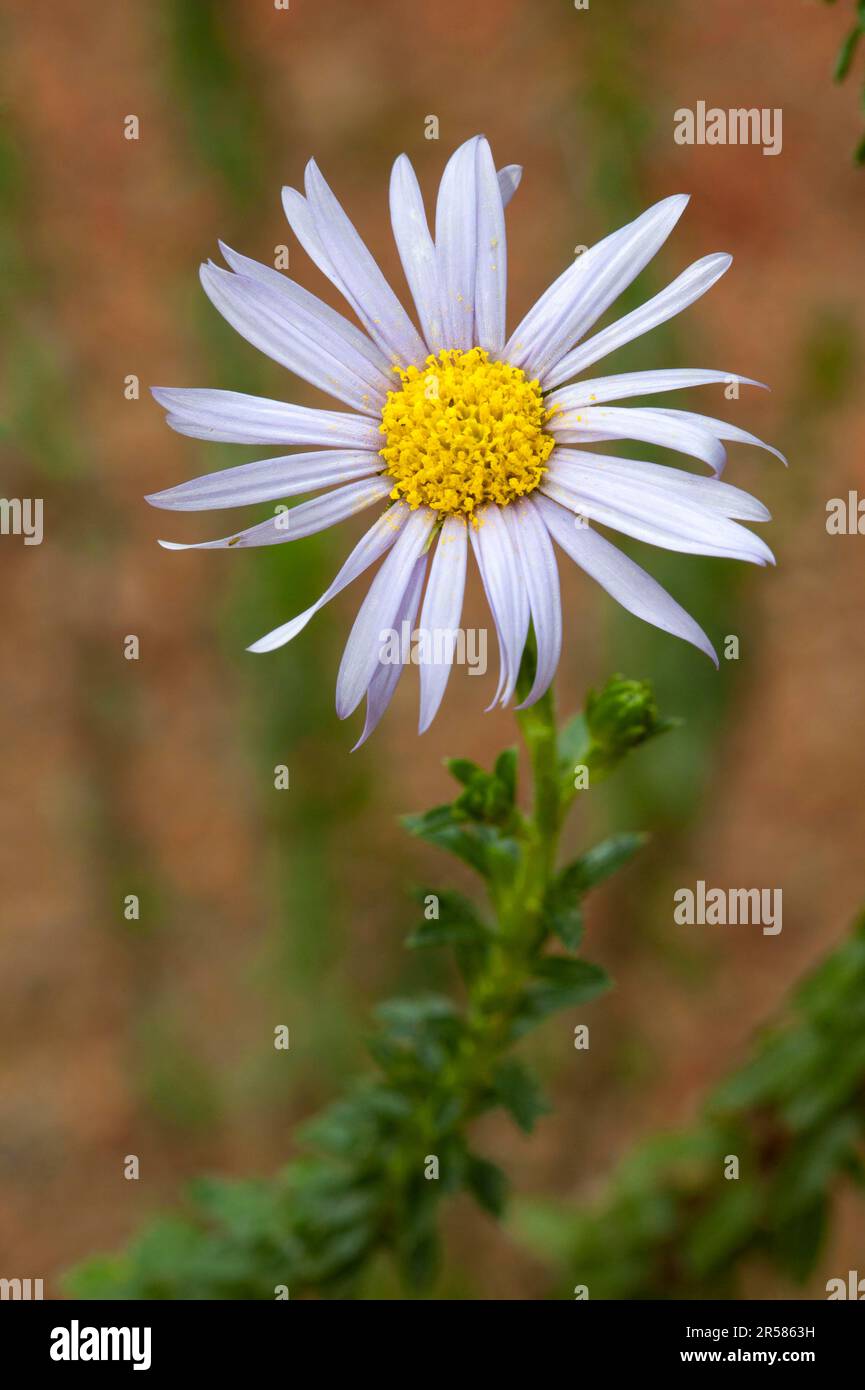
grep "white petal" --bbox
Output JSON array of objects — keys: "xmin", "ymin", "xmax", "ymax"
[
  {"xmin": 541, "ymin": 466, "xmax": 775, "ymax": 566},
  {"xmin": 151, "ymin": 387, "xmax": 381, "ymax": 448},
  {"xmin": 353, "ymin": 554, "xmax": 428, "ymax": 750},
  {"xmin": 504, "ymin": 226, "xmax": 629, "ymax": 375},
  {"xmin": 435, "ymin": 136, "xmax": 480, "ymax": 350},
  {"xmin": 303, "ymin": 160, "xmax": 427, "ymax": 368},
  {"xmin": 147, "ymin": 449, "xmax": 379, "ymax": 511},
  {"xmin": 545, "ymin": 368, "xmax": 765, "ymax": 411},
  {"xmin": 468, "ymin": 517, "xmax": 509, "ymax": 708},
  {"xmin": 536, "ymin": 495, "xmax": 717, "ymax": 663},
  {"xmin": 218, "ymin": 241, "xmax": 392, "ymax": 381},
  {"xmin": 389, "ymin": 154, "xmax": 444, "ymax": 352},
  {"xmin": 505, "ymin": 499, "xmax": 562, "ymax": 709},
  {"xmin": 649, "ymin": 408, "xmax": 788, "ymax": 465},
  {"xmin": 469, "ymin": 505, "xmax": 529, "ymax": 708},
  {"xmin": 335, "ymin": 508, "xmax": 436, "ymax": 718},
  {"xmin": 549, "ymin": 449, "xmax": 770, "ymax": 521},
  {"xmin": 199, "ymin": 263, "xmax": 384, "ymax": 414},
  {"xmin": 417, "ymin": 515, "xmax": 468, "ymax": 732},
  {"xmin": 474, "ymin": 138, "xmax": 507, "ymax": 353},
  {"xmin": 507, "ymin": 195, "xmax": 690, "ymax": 382},
  {"xmin": 544, "ymin": 253, "xmax": 731, "ymax": 388},
  {"xmin": 497, "ymin": 165, "xmax": 522, "ymax": 208},
  {"xmin": 549, "ymin": 405, "xmax": 727, "ymax": 475},
  {"xmin": 157, "ymin": 477, "xmax": 391, "ymax": 551},
  {"xmin": 281, "ymin": 183, "xmax": 341, "ymax": 282},
  {"xmin": 247, "ymin": 503, "xmax": 409, "ymax": 653}
]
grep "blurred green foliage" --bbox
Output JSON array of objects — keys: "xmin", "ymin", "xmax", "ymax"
[
  {"xmin": 824, "ymin": 0, "xmax": 865, "ymax": 162},
  {"xmin": 516, "ymin": 912, "xmax": 865, "ymax": 1298}
]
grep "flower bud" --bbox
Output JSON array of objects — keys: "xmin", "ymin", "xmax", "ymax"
[{"xmin": 585, "ymin": 676, "xmax": 667, "ymax": 766}]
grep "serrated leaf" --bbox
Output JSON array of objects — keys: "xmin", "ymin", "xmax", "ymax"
[{"xmin": 493, "ymin": 1059, "xmax": 551, "ymax": 1133}]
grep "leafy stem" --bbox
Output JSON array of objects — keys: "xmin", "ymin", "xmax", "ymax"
[{"xmin": 66, "ymin": 663, "xmax": 672, "ymax": 1299}]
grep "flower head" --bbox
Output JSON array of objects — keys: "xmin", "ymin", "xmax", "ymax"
[{"xmin": 148, "ymin": 136, "xmax": 782, "ymax": 744}]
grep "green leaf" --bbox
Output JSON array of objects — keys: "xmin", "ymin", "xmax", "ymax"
[
  {"xmin": 834, "ymin": 26, "xmax": 861, "ymax": 82},
  {"xmin": 557, "ymin": 832, "xmax": 648, "ymax": 896},
  {"xmin": 493, "ymin": 746, "xmax": 518, "ymax": 804},
  {"xmin": 685, "ymin": 1182, "xmax": 761, "ymax": 1278},
  {"xmin": 403, "ymin": 804, "xmax": 520, "ymax": 881},
  {"xmin": 402, "ymin": 805, "xmax": 490, "ymax": 875},
  {"xmin": 767, "ymin": 1200, "xmax": 826, "ymax": 1283},
  {"xmin": 445, "ymin": 757, "xmax": 481, "ymax": 787},
  {"xmin": 406, "ymin": 887, "xmax": 489, "ymax": 950},
  {"xmin": 511, "ymin": 957, "xmax": 612, "ymax": 1037},
  {"xmin": 493, "ymin": 1059, "xmax": 551, "ymax": 1133},
  {"xmin": 557, "ymin": 711, "xmax": 591, "ymax": 787},
  {"xmin": 464, "ymin": 1154, "xmax": 509, "ymax": 1217},
  {"xmin": 542, "ymin": 877, "xmax": 585, "ymax": 951}
]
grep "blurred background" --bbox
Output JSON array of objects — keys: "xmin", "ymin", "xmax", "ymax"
[{"xmin": 1, "ymin": 0, "xmax": 864, "ymax": 1298}]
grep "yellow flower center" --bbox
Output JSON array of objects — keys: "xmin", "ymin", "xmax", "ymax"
[{"xmin": 378, "ymin": 347, "xmax": 556, "ymax": 522}]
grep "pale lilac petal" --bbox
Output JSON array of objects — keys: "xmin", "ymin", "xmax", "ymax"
[
  {"xmin": 281, "ymin": 184, "xmax": 341, "ymax": 282},
  {"xmin": 542, "ymin": 463, "xmax": 775, "ymax": 566},
  {"xmin": 544, "ymin": 253, "xmax": 732, "ymax": 388},
  {"xmin": 504, "ymin": 228, "xmax": 629, "ymax": 375},
  {"xmin": 468, "ymin": 519, "xmax": 509, "ymax": 708},
  {"xmin": 389, "ymin": 154, "xmax": 444, "ymax": 352},
  {"xmin": 147, "ymin": 449, "xmax": 380, "ymax": 511},
  {"xmin": 536, "ymin": 494, "xmax": 717, "ymax": 664},
  {"xmin": 435, "ymin": 136, "xmax": 481, "ymax": 350},
  {"xmin": 247, "ymin": 503, "xmax": 409, "ymax": 653},
  {"xmin": 303, "ymin": 160, "xmax": 427, "ymax": 368},
  {"xmin": 335, "ymin": 508, "xmax": 436, "ymax": 718},
  {"xmin": 549, "ymin": 405, "xmax": 727, "ymax": 475},
  {"xmin": 474, "ymin": 139, "xmax": 507, "ymax": 353},
  {"xmin": 417, "ymin": 515, "xmax": 468, "ymax": 733},
  {"xmin": 545, "ymin": 368, "xmax": 765, "ymax": 411},
  {"xmin": 649, "ymin": 408, "xmax": 788, "ymax": 465},
  {"xmin": 151, "ymin": 387, "xmax": 382, "ymax": 448},
  {"xmin": 157, "ymin": 477, "xmax": 391, "ymax": 551},
  {"xmin": 470, "ymin": 505, "xmax": 529, "ymax": 708},
  {"xmin": 549, "ymin": 449, "xmax": 770, "ymax": 521},
  {"xmin": 505, "ymin": 499, "xmax": 562, "ymax": 709},
  {"xmin": 497, "ymin": 165, "xmax": 522, "ymax": 208},
  {"xmin": 199, "ymin": 263, "xmax": 385, "ymax": 414},
  {"xmin": 354, "ymin": 554, "xmax": 428, "ymax": 750},
  {"xmin": 506, "ymin": 195, "xmax": 690, "ymax": 381},
  {"xmin": 217, "ymin": 241, "xmax": 392, "ymax": 381}
]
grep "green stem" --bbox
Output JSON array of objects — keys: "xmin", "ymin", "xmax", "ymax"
[{"xmin": 416, "ymin": 639, "xmax": 565, "ymax": 1138}]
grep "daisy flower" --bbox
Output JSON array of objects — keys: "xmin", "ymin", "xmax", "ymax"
[{"xmin": 148, "ymin": 136, "xmax": 781, "ymax": 745}]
